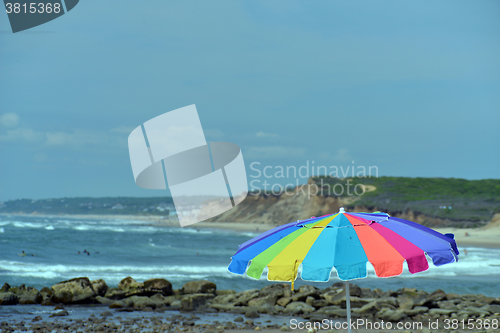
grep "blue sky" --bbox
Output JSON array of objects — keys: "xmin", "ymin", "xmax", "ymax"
[{"xmin": 1, "ymin": 1, "xmax": 499, "ymax": 201}]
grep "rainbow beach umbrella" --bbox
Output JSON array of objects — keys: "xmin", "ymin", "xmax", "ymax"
[{"xmin": 228, "ymin": 207, "xmax": 459, "ymax": 332}]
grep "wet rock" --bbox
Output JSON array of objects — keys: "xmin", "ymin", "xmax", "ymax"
[
  {"xmin": 248, "ymin": 295, "xmax": 278, "ymax": 308},
  {"xmin": 259, "ymin": 284, "xmax": 286, "ymax": 298},
  {"xmin": 277, "ymin": 297, "xmax": 291, "ymax": 307},
  {"xmin": 49, "ymin": 310, "xmax": 69, "ymax": 317},
  {"xmin": 377, "ymin": 308, "xmax": 407, "ymax": 322},
  {"xmin": 234, "ymin": 316, "xmax": 244, "ymax": 322},
  {"xmin": 182, "ymin": 280, "xmax": 216, "ymax": 294},
  {"xmin": 6, "ymin": 285, "xmax": 41, "ymax": 305},
  {"xmin": 118, "ymin": 277, "xmax": 144, "ymax": 294},
  {"xmin": 144, "ymin": 278, "xmax": 172, "ymax": 296},
  {"xmin": 419, "ymin": 289, "xmax": 446, "ymax": 307},
  {"xmin": 100, "ymin": 311, "xmax": 113, "ymax": 317},
  {"xmin": 51, "ymin": 277, "xmax": 97, "ymax": 304},
  {"xmin": 291, "ymin": 285, "xmax": 320, "ymax": 302},
  {"xmin": 245, "ymin": 308, "xmax": 260, "ymax": 318},
  {"xmin": 95, "ymin": 296, "xmax": 114, "ymax": 305},
  {"xmin": 31, "ymin": 316, "xmax": 42, "ymax": 322},
  {"xmin": 315, "ymin": 305, "xmax": 346, "ymax": 317},
  {"xmin": 458, "ymin": 307, "xmax": 490, "ymax": 316},
  {"xmin": 180, "ymin": 293, "xmax": 215, "ymax": 311},
  {"xmin": 234, "ymin": 289, "xmax": 260, "ymax": 306},
  {"xmin": 169, "ymin": 300, "xmax": 181, "ymax": 310},
  {"xmin": 404, "ymin": 306, "xmax": 429, "ymax": 316},
  {"xmin": 355, "ymin": 300, "xmax": 380, "ymax": 314},
  {"xmin": 127, "ymin": 295, "xmax": 160, "ymax": 310},
  {"xmin": 216, "ymin": 289, "xmax": 236, "ymax": 295},
  {"xmin": 437, "ymin": 300, "xmax": 459, "ymax": 310},
  {"xmin": 0, "ymin": 283, "xmax": 10, "ymax": 292},
  {"xmin": 0, "ymin": 292, "xmax": 18, "ymax": 305},
  {"xmin": 39, "ymin": 287, "xmax": 53, "ymax": 302},
  {"xmin": 109, "ymin": 301, "xmax": 126, "ymax": 309},
  {"xmin": 311, "ymin": 299, "xmax": 329, "ymax": 308},
  {"xmin": 285, "ymin": 301, "xmax": 315, "ymax": 315},
  {"xmin": 90, "ymin": 279, "xmax": 108, "ymax": 297},
  {"xmin": 483, "ymin": 304, "xmax": 500, "ymax": 314},
  {"xmin": 104, "ymin": 288, "xmax": 127, "ymax": 300},
  {"xmin": 327, "ymin": 282, "xmax": 362, "ymax": 296},
  {"xmin": 212, "ymin": 293, "xmax": 236, "ymax": 305}
]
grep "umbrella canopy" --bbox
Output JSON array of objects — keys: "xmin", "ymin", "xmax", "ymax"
[{"xmin": 228, "ymin": 208, "xmax": 459, "ymax": 288}]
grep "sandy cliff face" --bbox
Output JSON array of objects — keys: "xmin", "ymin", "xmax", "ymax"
[{"xmin": 208, "ymin": 185, "xmax": 497, "ymax": 228}]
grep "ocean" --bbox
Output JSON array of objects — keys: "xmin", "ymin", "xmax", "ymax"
[{"xmin": 1, "ymin": 214, "xmax": 500, "ymax": 297}]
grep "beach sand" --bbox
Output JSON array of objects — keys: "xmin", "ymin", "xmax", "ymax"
[{"xmin": 435, "ymin": 225, "xmax": 500, "ymax": 249}]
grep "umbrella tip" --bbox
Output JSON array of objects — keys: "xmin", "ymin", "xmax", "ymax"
[{"xmin": 339, "ymin": 207, "xmax": 345, "ymax": 213}]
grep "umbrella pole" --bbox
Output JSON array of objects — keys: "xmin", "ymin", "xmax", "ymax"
[{"xmin": 345, "ymin": 281, "xmax": 352, "ymax": 333}]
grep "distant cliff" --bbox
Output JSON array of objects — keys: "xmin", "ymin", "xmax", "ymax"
[{"xmin": 209, "ymin": 176, "xmax": 500, "ymax": 228}]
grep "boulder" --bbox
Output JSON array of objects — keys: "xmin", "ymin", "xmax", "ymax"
[
  {"xmin": 0, "ymin": 283, "xmax": 10, "ymax": 292},
  {"xmin": 127, "ymin": 295, "xmax": 161, "ymax": 310},
  {"xmin": 0, "ymin": 292, "xmax": 18, "ymax": 305},
  {"xmin": 234, "ymin": 289, "xmax": 260, "ymax": 306},
  {"xmin": 212, "ymin": 294, "xmax": 236, "ymax": 304},
  {"xmin": 40, "ymin": 287, "xmax": 53, "ymax": 306},
  {"xmin": 109, "ymin": 301, "xmax": 126, "ymax": 309},
  {"xmin": 144, "ymin": 278, "xmax": 172, "ymax": 296},
  {"xmin": 16, "ymin": 285, "xmax": 42, "ymax": 304},
  {"xmin": 291, "ymin": 285, "xmax": 320, "ymax": 302},
  {"xmin": 95, "ymin": 296, "xmax": 114, "ymax": 305},
  {"xmin": 104, "ymin": 288, "xmax": 127, "ymax": 300},
  {"xmin": 51, "ymin": 277, "xmax": 97, "ymax": 304},
  {"xmin": 216, "ymin": 289, "xmax": 236, "ymax": 295},
  {"xmin": 118, "ymin": 277, "xmax": 144, "ymax": 293},
  {"xmin": 245, "ymin": 308, "xmax": 260, "ymax": 318},
  {"xmin": 326, "ymin": 282, "xmax": 362, "ymax": 296},
  {"xmin": 311, "ymin": 299, "xmax": 329, "ymax": 308},
  {"xmin": 316, "ymin": 305, "xmax": 346, "ymax": 317},
  {"xmin": 398, "ymin": 296, "xmax": 415, "ymax": 310},
  {"xmin": 404, "ymin": 306, "xmax": 429, "ymax": 316},
  {"xmin": 483, "ymin": 304, "xmax": 500, "ymax": 314},
  {"xmin": 272, "ymin": 297, "xmax": 288, "ymax": 308},
  {"xmin": 356, "ymin": 300, "xmax": 380, "ymax": 314},
  {"xmin": 248, "ymin": 295, "xmax": 278, "ymax": 308},
  {"xmin": 437, "ymin": 300, "xmax": 458, "ymax": 310},
  {"xmin": 377, "ymin": 308, "xmax": 407, "ymax": 322},
  {"xmin": 182, "ymin": 280, "xmax": 216, "ymax": 294},
  {"xmin": 418, "ymin": 289, "xmax": 446, "ymax": 307},
  {"xmin": 180, "ymin": 293, "xmax": 215, "ymax": 311},
  {"xmin": 163, "ymin": 294, "xmax": 184, "ymax": 305},
  {"xmin": 323, "ymin": 292, "xmax": 372, "ymax": 308},
  {"xmin": 285, "ymin": 301, "xmax": 315, "ymax": 314},
  {"xmin": 90, "ymin": 279, "xmax": 108, "ymax": 297},
  {"xmin": 458, "ymin": 307, "xmax": 490, "ymax": 316},
  {"xmin": 259, "ymin": 284, "xmax": 286, "ymax": 298},
  {"xmin": 428, "ymin": 308, "xmax": 455, "ymax": 315},
  {"xmin": 360, "ymin": 287, "xmax": 377, "ymax": 298}
]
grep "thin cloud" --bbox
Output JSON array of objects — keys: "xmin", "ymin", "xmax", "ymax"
[
  {"xmin": 246, "ymin": 146, "xmax": 305, "ymax": 159},
  {"xmin": 0, "ymin": 113, "xmax": 20, "ymax": 127},
  {"xmin": 319, "ymin": 148, "xmax": 353, "ymax": 162},
  {"xmin": 256, "ymin": 131, "xmax": 278, "ymax": 138},
  {"xmin": 0, "ymin": 126, "xmax": 129, "ymax": 151}
]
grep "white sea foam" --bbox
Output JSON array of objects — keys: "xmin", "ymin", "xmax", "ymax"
[
  {"xmin": 0, "ymin": 228, "xmax": 4, "ymax": 233},
  {"xmin": 73, "ymin": 225, "xmax": 125, "ymax": 232},
  {"xmin": 13, "ymin": 222, "xmax": 44, "ymax": 228},
  {"xmin": 45, "ymin": 225, "xmax": 55, "ymax": 230}
]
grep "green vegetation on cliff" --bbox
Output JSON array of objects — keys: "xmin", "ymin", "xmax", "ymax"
[{"xmin": 312, "ymin": 176, "xmax": 500, "ymax": 224}]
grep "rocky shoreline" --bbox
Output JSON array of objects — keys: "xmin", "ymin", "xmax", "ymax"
[{"xmin": 1, "ymin": 277, "xmax": 500, "ymax": 332}]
